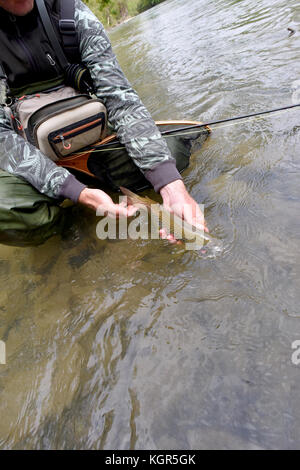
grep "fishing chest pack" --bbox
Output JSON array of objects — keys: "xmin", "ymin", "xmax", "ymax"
[{"xmin": 10, "ymin": 87, "xmax": 107, "ymax": 161}]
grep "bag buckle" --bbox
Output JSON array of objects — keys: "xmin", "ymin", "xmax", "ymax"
[{"xmin": 59, "ymin": 19, "xmax": 76, "ymax": 35}]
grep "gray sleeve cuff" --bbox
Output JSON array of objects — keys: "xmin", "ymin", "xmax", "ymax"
[
  {"xmin": 144, "ymin": 160, "xmax": 183, "ymax": 192},
  {"xmin": 57, "ymin": 174, "xmax": 87, "ymax": 203}
]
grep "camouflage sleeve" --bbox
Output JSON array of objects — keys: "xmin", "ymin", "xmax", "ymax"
[
  {"xmin": 75, "ymin": 0, "xmax": 182, "ymax": 192},
  {"xmin": 0, "ymin": 94, "xmax": 86, "ymax": 202}
]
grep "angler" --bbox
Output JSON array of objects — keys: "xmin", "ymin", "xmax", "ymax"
[{"xmin": 0, "ymin": 0, "xmax": 208, "ymax": 246}]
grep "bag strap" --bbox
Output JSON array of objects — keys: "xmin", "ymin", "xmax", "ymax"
[
  {"xmin": 36, "ymin": 0, "xmax": 69, "ymax": 71},
  {"xmin": 59, "ymin": 0, "xmax": 79, "ymax": 63},
  {"xmin": 0, "ymin": 63, "xmax": 7, "ymax": 81}
]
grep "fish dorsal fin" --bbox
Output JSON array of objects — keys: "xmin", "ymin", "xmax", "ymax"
[{"xmin": 120, "ymin": 187, "xmax": 158, "ymax": 208}]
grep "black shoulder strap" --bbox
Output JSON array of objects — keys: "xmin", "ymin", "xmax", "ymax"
[
  {"xmin": 59, "ymin": 0, "xmax": 79, "ymax": 63},
  {"xmin": 0, "ymin": 63, "xmax": 7, "ymax": 80},
  {"xmin": 36, "ymin": 0, "xmax": 69, "ymax": 70}
]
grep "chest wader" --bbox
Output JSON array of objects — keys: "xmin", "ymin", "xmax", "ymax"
[{"xmin": 0, "ymin": 170, "xmax": 66, "ymax": 246}]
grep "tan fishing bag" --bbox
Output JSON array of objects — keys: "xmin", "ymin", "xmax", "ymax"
[{"xmin": 11, "ymin": 86, "xmax": 107, "ymax": 161}]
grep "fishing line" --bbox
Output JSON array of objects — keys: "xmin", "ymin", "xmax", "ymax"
[{"xmin": 72, "ymin": 103, "xmax": 300, "ymax": 156}]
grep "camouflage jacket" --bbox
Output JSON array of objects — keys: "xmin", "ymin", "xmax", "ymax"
[{"xmin": 0, "ymin": 0, "xmax": 181, "ymax": 202}]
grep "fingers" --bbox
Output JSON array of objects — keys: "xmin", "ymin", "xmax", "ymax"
[
  {"xmin": 97, "ymin": 201, "xmax": 138, "ymax": 218},
  {"xmin": 171, "ymin": 200, "xmax": 209, "ymax": 233},
  {"xmin": 159, "ymin": 229, "xmax": 182, "ymax": 245},
  {"xmin": 126, "ymin": 205, "xmax": 139, "ymax": 217},
  {"xmin": 114, "ymin": 204, "xmax": 138, "ymax": 218},
  {"xmin": 160, "ymin": 228, "xmax": 174, "ymax": 241}
]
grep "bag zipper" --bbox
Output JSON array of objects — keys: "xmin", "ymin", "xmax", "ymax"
[
  {"xmin": 58, "ymin": 135, "xmax": 72, "ymax": 150},
  {"xmin": 53, "ymin": 117, "xmax": 103, "ymax": 142},
  {"xmin": 10, "ymin": 14, "xmax": 40, "ymax": 75},
  {"xmin": 29, "ymin": 95, "xmax": 91, "ymax": 145},
  {"xmin": 46, "ymin": 53, "xmax": 56, "ymax": 67},
  {"xmin": 48, "ymin": 111, "xmax": 106, "ymax": 156}
]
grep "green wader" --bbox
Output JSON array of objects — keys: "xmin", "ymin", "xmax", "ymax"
[{"xmin": 0, "ymin": 170, "xmax": 66, "ymax": 247}]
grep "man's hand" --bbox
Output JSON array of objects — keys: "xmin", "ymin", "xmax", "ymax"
[
  {"xmin": 159, "ymin": 179, "xmax": 208, "ymax": 242},
  {"xmin": 78, "ymin": 188, "xmax": 137, "ymax": 217}
]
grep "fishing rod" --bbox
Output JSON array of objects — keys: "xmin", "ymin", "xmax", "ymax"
[
  {"xmin": 62, "ymin": 101, "xmax": 300, "ymax": 169},
  {"xmin": 57, "ymin": 104, "xmax": 299, "ymax": 188},
  {"xmin": 161, "ymin": 103, "xmax": 300, "ymax": 136},
  {"xmin": 90, "ymin": 102, "xmax": 300, "ymax": 151}
]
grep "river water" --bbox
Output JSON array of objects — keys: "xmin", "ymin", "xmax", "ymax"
[{"xmin": 0, "ymin": 0, "xmax": 300, "ymax": 450}]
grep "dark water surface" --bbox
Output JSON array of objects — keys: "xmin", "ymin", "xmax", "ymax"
[{"xmin": 1, "ymin": 0, "xmax": 300, "ymax": 449}]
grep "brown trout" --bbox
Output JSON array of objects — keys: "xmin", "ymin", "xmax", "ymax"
[{"xmin": 120, "ymin": 186, "xmax": 214, "ymax": 248}]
